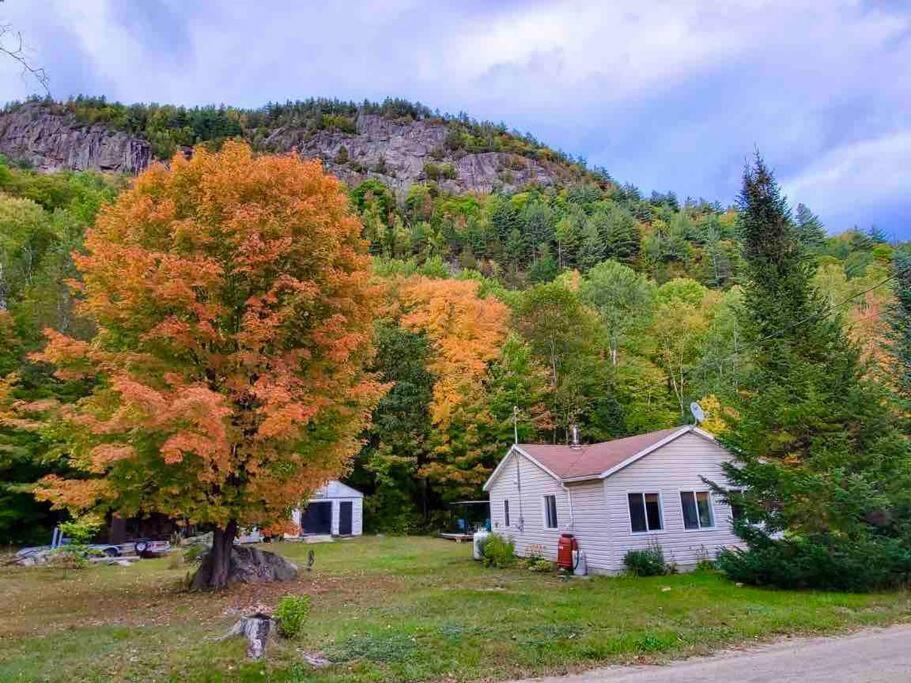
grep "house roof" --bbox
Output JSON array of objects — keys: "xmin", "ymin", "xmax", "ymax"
[{"xmin": 483, "ymin": 425, "xmax": 715, "ymax": 490}]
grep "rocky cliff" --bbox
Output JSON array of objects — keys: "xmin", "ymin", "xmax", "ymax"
[
  {"xmin": 0, "ymin": 102, "xmax": 582, "ymax": 195},
  {"xmin": 0, "ymin": 102, "xmax": 152, "ymax": 174}
]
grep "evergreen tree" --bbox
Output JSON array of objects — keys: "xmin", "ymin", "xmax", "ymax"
[
  {"xmin": 794, "ymin": 203, "xmax": 827, "ymax": 252},
  {"xmin": 886, "ymin": 251, "xmax": 911, "ymax": 422},
  {"xmin": 716, "ymin": 156, "xmax": 911, "ymax": 590}
]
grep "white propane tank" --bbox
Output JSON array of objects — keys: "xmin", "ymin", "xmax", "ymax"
[
  {"xmin": 572, "ymin": 550, "xmax": 587, "ymax": 576},
  {"xmin": 472, "ymin": 529, "xmax": 490, "ymax": 561}
]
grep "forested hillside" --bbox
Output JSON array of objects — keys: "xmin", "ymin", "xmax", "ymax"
[{"xmin": 0, "ymin": 97, "xmax": 899, "ymax": 540}]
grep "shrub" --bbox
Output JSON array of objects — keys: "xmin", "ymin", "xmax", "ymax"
[
  {"xmin": 50, "ymin": 518, "xmax": 102, "ymax": 569},
  {"xmin": 717, "ymin": 533, "xmax": 911, "ymax": 592},
  {"xmin": 623, "ymin": 543, "xmax": 669, "ymax": 577},
  {"xmin": 480, "ymin": 534, "xmax": 516, "ymax": 568},
  {"xmin": 275, "ymin": 594, "xmax": 311, "ymax": 638},
  {"xmin": 423, "ymin": 162, "xmax": 457, "ymax": 181},
  {"xmin": 527, "ymin": 558, "xmax": 556, "ymax": 573}
]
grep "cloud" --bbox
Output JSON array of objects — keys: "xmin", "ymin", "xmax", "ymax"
[
  {"xmin": 783, "ymin": 132, "xmax": 911, "ymax": 232},
  {"xmin": 0, "ymin": 0, "xmax": 909, "ymax": 234}
]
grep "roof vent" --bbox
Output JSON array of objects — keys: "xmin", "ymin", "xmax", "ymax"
[{"xmin": 570, "ymin": 424, "xmax": 581, "ymax": 449}]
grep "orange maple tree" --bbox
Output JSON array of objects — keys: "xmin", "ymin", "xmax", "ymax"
[
  {"xmin": 397, "ymin": 276, "xmax": 509, "ymax": 496},
  {"xmin": 30, "ymin": 142, "xmax": 384, "ymax": 588}
]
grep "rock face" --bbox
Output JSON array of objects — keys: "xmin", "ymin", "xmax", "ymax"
[
  {"xmin": 0, "ymin": 103, "xmax": 578, "ymax": 194},
  {"xmin": 0, "ymin": 102, "xmax": 152, "ymax": 173},
  {"xmin": 271, "ymin": 113, "xmax": 573, "ymax": 195}
]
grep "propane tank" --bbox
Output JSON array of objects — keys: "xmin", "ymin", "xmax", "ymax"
[
  {"xmin": 472, "ymin": 528, "xmax": 490, "ymax": 561},
  {"xmin": 572, "ymin": 550, "xmax": 587, "ymax": 576},
  {"xmin": 557, "ymin": 533, "xmax": 578, "ymax": 570}
]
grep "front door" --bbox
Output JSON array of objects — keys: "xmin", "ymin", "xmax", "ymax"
[
  {"xmin": 338, "ymin": 501, "xmax": 353, "ymax": 536},
  {"xmin": 301, "ymin": 501, "xmax": 332, "ymax": 535}
]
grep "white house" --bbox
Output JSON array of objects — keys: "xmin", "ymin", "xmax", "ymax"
[
  {"xmin": 482, "ymin": 425, "xmax": 743, "ymax": 573},
  {"xmin": 290, "ymin": 480, "xmax": 363, "ymax": 537}
]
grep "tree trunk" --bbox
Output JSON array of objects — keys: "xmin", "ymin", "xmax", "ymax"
[{"xmin": 192, "ymin": 520, "xmax": 238, "ymax": 590}]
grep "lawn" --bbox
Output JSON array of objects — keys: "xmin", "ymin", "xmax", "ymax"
[{"xmin": 1, "ymin": 536, "xmax": 910, "ymax": 682}]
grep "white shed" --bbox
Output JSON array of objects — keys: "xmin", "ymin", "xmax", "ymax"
[
  {"xmin": 483, "ymin": 426, "xmax": 743, "ymax": 573},
  {"xmin": 290, "ymin": 480, "xmax": 363, "ymax": 537}
]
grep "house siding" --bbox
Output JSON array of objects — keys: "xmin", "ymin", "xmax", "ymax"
[
  {"xmin": 486, "ymin": 431, "xmax": 742, "ymax": 574},
  {"xmin": 488, "ymin": 449, "xmax": 570, "ymax": 560},
  {"xmin": 601, "ymin": 431, "xmax": 741, "ymax": 572}
]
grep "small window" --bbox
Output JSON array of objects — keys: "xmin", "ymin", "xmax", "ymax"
[
  {"xmin": 680, "ymin": 491, "xmax": 715, "ymax": 530},
  {"xmin": 504, "ymin": 499, "xmax": 510, "ymax": 527},
  {"xmin": 543, "ymin": 495, "xmax": 558, "ymax": 529},
  {"xmin": 628, "ymin": 493, "xmax": 663, "ymax": 533}
]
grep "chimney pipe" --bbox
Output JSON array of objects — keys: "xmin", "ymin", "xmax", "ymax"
[{"xmin": 570, "ymin": 424, "xmax": 581, "ymax": 449}]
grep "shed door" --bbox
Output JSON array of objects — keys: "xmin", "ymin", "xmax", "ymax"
[
  {"xmin": 338, "ymin": 501, "xmax": 353, "ymax": 536},
  {"xmin": 301, "ymin": 501, "xmax": 332, "ymax": 535}
]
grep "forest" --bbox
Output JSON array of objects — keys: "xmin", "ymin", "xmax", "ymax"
[{"xmin": 0, "ymin": 139, "xmax": 897, "ymax": 548}]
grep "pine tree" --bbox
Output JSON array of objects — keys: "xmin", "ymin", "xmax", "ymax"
[
  {"xmin": 886, "ymin": 251, "xmax": 911, "ymax": 422},
  {"xmin": 794, "ymin": 203, "xmax": 827, "ymax": 252},
  {"xmin": 716, "ymin": 155, "xmax": 911, "ymax": 590}
]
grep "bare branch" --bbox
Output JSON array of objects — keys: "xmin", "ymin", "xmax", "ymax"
[{"xmin": 0, "ymin": 23, "xmax": 50, "ymax": 96}]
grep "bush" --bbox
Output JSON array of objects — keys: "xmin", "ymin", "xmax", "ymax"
[
  {"xmin": 275, "ymin": 594, "xmax": 311, "ymax": 638},
  {"xmin": 527, "ymin": 558, "xmax": 556, "ymax": 573},
  {"xmin": 480, "ymin": 534, "xmax": 516, "ymax": 568},
  {"xmin": 623, "ymin": 543, "xmax": 669, "ymax": 577},
  {"xmin": 717, "ymin": 533, "xmax": 911, "ymax": 592}
]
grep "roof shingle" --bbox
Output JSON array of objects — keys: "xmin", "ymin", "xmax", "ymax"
[{"xmin": 517, "ymin": 426, "xmax": 686, "ymax": 480}]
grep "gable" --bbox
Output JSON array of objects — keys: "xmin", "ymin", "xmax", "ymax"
[{"xmin": 482, "ymin": 446, "xmax": 562, "ymax": 491}]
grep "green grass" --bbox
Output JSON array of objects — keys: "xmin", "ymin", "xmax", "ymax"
[{"xmin": 1, "ymin": 536, "xmax": 909, "ymax": 681}]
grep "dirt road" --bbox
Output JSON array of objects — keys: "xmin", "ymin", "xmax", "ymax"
[{"xmin": 516, "ymin": 624, "xmax": 911, "ymax": 682}]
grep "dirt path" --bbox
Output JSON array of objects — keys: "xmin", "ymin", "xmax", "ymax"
[{"xmin": 515, "ymin": 624, "xmax": 911, "ymax": 682}]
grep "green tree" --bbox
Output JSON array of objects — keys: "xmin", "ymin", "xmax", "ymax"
[
  {"xmin": 795, "ymin": 203, "xmax": 827, "ymax": 252},
  {"xmin": 581, "ymin": 260, "xmax": 655, "ymax": 366},
  {"xmin": 716, "ymin": 156, "xmax": 911, "ymax": 590}
]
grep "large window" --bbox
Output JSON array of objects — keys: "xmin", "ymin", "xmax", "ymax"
[
  {"xmin": 680, "ymin": 491, "xmax": 715, "ymax": 530},
  {"xmin": 543, "ymin": 495, "xmax": 558, "ymax": 529},
  {"xmin": 504, "ymin": 499, "xmax": 510, "ymax": 527},
  {"xmin": 628, "ymin": 493, "xmax": 663, "ymax": 533}
]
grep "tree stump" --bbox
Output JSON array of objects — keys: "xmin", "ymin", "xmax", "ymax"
[{"xmin": 220, "ymin": 612, "xmax": 274, "ymax": 660}]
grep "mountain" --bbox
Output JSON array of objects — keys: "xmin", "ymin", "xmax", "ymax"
[{"xmin": 0, "ymin": 98, "xmax": 595, "ymax": 195}]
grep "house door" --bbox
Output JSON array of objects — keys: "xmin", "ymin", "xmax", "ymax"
[
  {"xmin": 301, "ymin": 501, "xmax": 332, "ymax": 535},
  {"xmin": 338, "ymin": 501, "xmax": 353, "ymax": 536}
]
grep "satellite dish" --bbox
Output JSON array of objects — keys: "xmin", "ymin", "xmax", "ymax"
[{"xmin": 690, "ymin": 401, "xmax": 705, "ymax": 424}]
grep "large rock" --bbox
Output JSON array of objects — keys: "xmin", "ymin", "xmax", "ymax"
[
  {"xmin": 0, "ymin": 102, "xmax": 152, "ymax": 173},
  {"xmin": 227, "ymin": 545, "xmax": 299, "ymax": 584}
]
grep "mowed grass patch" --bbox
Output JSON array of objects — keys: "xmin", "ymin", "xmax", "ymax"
[{"xmin": 0, "ymin": 536, "xmax": 909, "ymax": 682}]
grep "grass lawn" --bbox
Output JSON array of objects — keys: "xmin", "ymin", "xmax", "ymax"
[{"xmin": 1, "ymin": 536, "xmax": 910, "ymax": 682}]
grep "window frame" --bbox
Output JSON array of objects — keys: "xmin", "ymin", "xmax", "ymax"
[
  {"xmin": 542, "ymin": 494, "xmax": 558, "ymax": 530},
  {"xmin": 504, "ymin": 499, "xmax": 510, "ymax": 527},
  {"xmin": 626, "ymin": 491, "xmax": 664, "ymax": 534},
  {"xmin": 679, "ymin": 490, "xmax": 716, "ymax": 531}
]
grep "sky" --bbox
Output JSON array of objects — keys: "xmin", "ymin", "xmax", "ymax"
[{"xmin": 0, "ymin": 0, "xmax": 909, "ymax": 237}]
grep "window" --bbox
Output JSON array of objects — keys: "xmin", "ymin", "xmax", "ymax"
[
  {"xmin": 628, "ymin": 493, "xmax": 663, "ymax": 533},
  {"xmin": 728, "ymin": 489, "xmax": 748, "ymax": 524},
  {"xmin": 680, "ymin": 491, "xmax": 715, "ymax": 530},
  {"xmin": 543, "ymin": 495, "xmax": 558, "ymax": 529},
  {"xmin": 504, "ymin": 499, "xmax": 510, "ymax": 527}
]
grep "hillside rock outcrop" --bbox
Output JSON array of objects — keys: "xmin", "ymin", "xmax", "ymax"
[
  {"xmin": 0, "ymin": 103, "xmax": 578, "ymax": 194},
  {"xmin": 0, "ymin": 102, "xmax": 152, "ymax": 173}
]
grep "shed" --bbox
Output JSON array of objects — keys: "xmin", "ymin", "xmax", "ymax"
[{"xmin": 290, "ymin": 480, "xmax": 363, "ymax": 537}]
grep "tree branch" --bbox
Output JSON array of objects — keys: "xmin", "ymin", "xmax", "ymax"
[{"xmin": 0, "ymin": 23, "xmax": 50, "ymax": 96}]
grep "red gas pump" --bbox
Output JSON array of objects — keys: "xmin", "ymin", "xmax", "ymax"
[{"xmin": 557, "ymin": 533, "xmax": 578, "ymax": 571}]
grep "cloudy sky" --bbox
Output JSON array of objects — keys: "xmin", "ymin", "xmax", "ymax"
[{"xmin": 1, "ymin": 0, "xmax": 908, "ymax": 236}]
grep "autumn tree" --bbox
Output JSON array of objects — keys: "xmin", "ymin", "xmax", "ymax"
[
  {"xmin": 398, "ymin": 276, "xmax": 509, "ymax": 499},
  {"xmin": 29, "ymin": 142, "xmax": 384, "ymax": 589}
]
